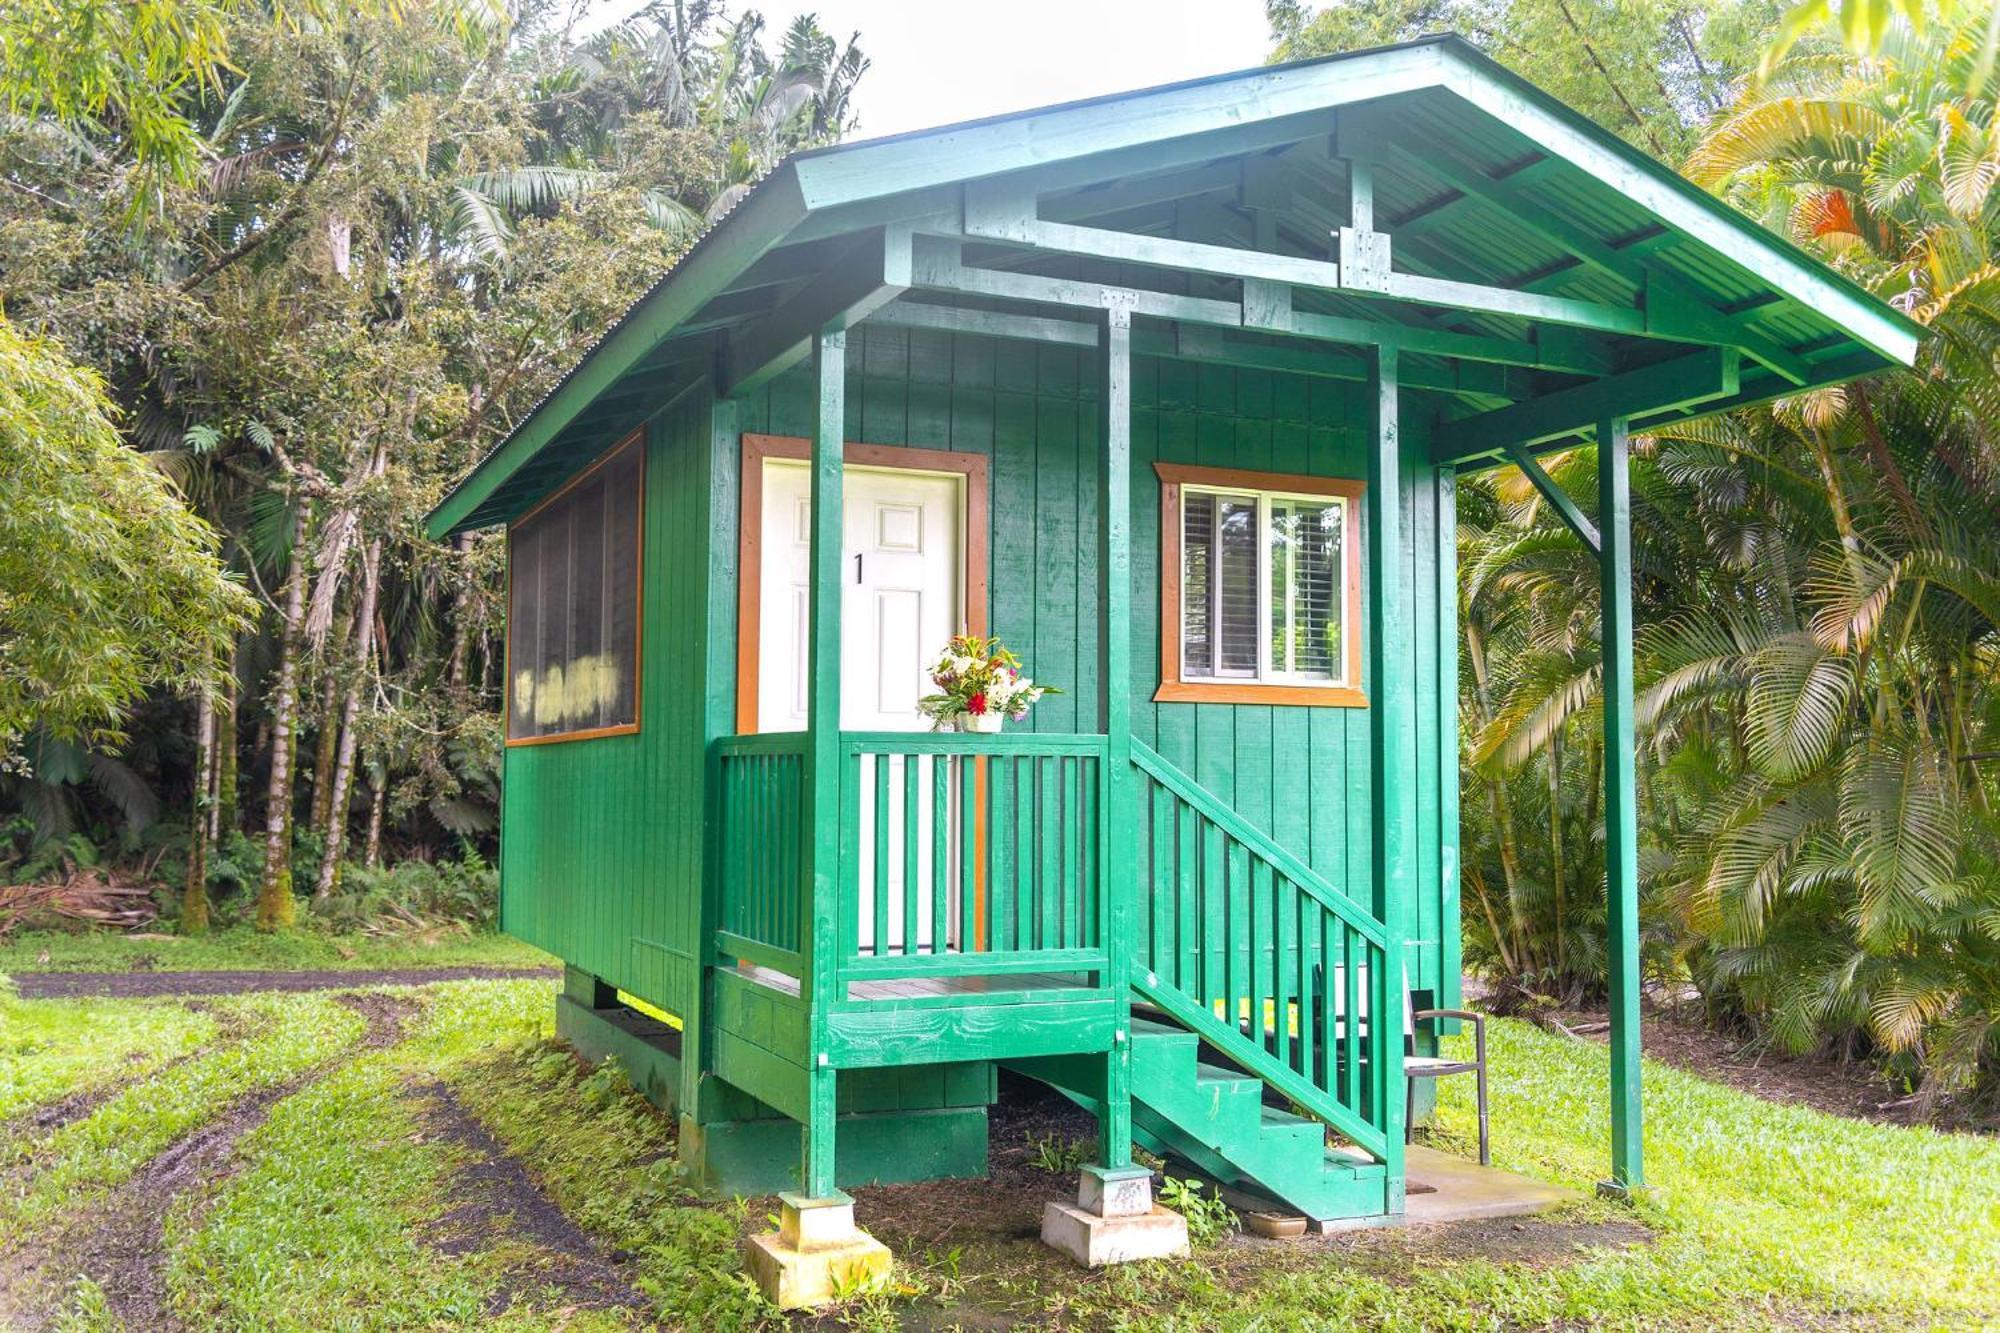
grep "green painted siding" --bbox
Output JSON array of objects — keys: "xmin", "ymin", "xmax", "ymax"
[
  {"xmin": 725, "ymin": 324, "xmax": 1458, "ymax": 1007},
  {"xmin": 500, "ymin": 381, "xmax": 717, "ymax": 1019}
]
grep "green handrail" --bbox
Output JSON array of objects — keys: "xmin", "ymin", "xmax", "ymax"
[{"xmin": 1129, "ymin": 740, "xmax": 1392, "ymax": 1161}]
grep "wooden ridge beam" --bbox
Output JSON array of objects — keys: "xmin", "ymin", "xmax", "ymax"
[
  {"xmin": 1435, "ymin": 348, "xmax": 1739, "ymax": 467},
  {"xmin": 914, "ymin": 232, "xmax": 1599, "ymax": 378},
  {"xmin": 956, "ymin": 177, "xmax": 1723, "ymax": 371},
  {"xmin": 860, "ymin": 299, "xmax": 1518, "ymax": 404}
]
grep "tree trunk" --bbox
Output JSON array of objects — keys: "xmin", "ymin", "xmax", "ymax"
[
  {"xmin": 213, "ymin": 658, "xmax": 238, "ymax": 838},
  {"xmin": 364, "ymin": 763, "xmax": 386, "ymax": 869},
  {"xmin": 307, "ymin": 665, "xmax": 342, "ymax": 834},
  {"xmin": 446, "ymin": 531, "xmax": 476, "ymax": 693},
  {"xmin": 256, "ymin": 516, "xmax": 310, "ymax": 931},
  {"xmin": 183, "ymin": 689, "xmax": 214, "ymax": 934},
  {"xmin": 315, "ymin": 536, "xmax": 382, "ymax": 900},
  {"xmin": 1467, "ymin": 622, "xmax": 1533, "ymax": 975},
  {"xmin": 1548, "ymin": 735, "xmax": 1567, "ymax": 979}
]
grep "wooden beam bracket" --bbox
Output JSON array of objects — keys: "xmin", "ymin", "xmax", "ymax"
[
  {"xmin": 720, "ymin": 227, "xmax": 911, "ymax": 397},
  {"xmin": 1505, "ymin": 442, "xmax": 1600, "ymax": 554}
]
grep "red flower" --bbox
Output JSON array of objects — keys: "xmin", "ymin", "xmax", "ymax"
[{"xmin": 967, "ymin": 692, "xmax": 988, "ymax": 715}]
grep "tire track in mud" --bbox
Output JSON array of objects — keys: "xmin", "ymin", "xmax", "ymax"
[
  {"xmin": 413, "ymin": 1078, "xmax": 645, "ymax": 1319},
  {"xmin": 9, "ymin": 966, "xmax": 558, "ymax": 1000},
  {"xmin": 0, "ymin": 992, "xmax": 416, "ymax": 1332},
  {"xmin": 1, "ymin": 1004, "xmax": 247, "ymax": 1148}
]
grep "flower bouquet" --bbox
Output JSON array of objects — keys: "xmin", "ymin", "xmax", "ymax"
[{"xmin": 918, "ymin": 634, "xmax": 1058, "ymax": 733}]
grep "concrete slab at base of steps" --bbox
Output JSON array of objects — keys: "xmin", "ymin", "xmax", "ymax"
[{"xmin": 1222, "ymin": 1144, "xmax": 1575, "ymax": 1234}]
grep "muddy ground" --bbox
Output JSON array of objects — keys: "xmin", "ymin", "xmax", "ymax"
[{"xmin": 7, "ymin": 966, "xmax": 558, "ymax": 1000}]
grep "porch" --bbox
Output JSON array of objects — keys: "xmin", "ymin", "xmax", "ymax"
[{"xmin": 711, "ymin": 723, "xmax": 1404, "ymax": 1218}]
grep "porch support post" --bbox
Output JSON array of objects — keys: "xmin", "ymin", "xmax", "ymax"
[
  {"xmin": 1096, "ymin": 301, "xmax": 1136, "ymax": 1171},
  {"xmin": 1043, "ymin": 298, "xmax": 1190, "ymax": 1268},
  {"xmin": 803, "ymin": 328, "xmax": 847, "ymax": 1202},
  {"xmin": 1365, "ymin": 346, "xmax": 1411, "ymax": 1209},
  {"xmin": 1596, "ymin": 414, "xmax": 1647, "ymax": 1197}
]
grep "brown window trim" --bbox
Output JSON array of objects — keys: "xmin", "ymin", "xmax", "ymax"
[
  {"xmin": 735, "ymin": 433, "xmax": 991, "ymax": 734},
  {"xmin": 504, "ymin": 428, "xmax": 647, "ymax": 748},
  {"xmin": 1155, "ymin": 461, "xmax": 1367, "ymax": 709}
]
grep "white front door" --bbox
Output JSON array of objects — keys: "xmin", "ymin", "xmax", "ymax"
[
  {"xmin": 757, "ymin": 459, "xmax": 966, "ymax": 956},
  {"xmin": 756, "ymin": 459, "xmax": 963, "ymax": 732}
]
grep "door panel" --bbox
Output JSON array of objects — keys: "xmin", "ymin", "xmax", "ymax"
[
  {"xmin": 756, "ymin": 460, "xmax": 966, "ymax": 953},
  {"xmin": 757, "ymin": 460, "xmax": 961, "ymax": 734}
]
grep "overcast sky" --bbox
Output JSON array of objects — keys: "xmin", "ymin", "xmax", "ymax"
[{"xmin": 584, "ymin": 1, "xmax": 1278, "ymax": 139}]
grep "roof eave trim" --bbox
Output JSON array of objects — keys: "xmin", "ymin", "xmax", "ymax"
[
  {"xmin": 1430, "ymin": 46, "xmax": 1920, "ymax": 368},
  {"xmin": 786, "ymin": 41, "xmax": 1453, "ymax": 211},
  {"xmin": 424, "ymin": 165, "xmax": 810, "ymax": 540}
]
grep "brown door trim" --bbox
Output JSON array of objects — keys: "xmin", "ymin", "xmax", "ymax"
[{"xmin": 735, "ymin": 433, "xmax": 990, "ymax": 735}]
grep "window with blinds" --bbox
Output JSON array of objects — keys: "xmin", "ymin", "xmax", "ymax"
[
  {"xmin": 506, "ymin": 433, "xmax": 643, "ymax": 743},
  {"xmin": 1175, "ymin": 478, "xmax": 1354, "ymax": 689}
]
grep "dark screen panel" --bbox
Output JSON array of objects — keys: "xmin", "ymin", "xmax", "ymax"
[{"xmin": 506, "ymin": 433, "xmax": 643, "ymax": 741}]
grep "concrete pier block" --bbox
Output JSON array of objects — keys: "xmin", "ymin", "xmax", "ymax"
[
  {"xmin": 1042, "ymin": 1167, "xmax": 1189, "ymax": 1267},
  {"xmin": 742, "ymin": 1192, "xmax": 892, "ymax": 1308}
]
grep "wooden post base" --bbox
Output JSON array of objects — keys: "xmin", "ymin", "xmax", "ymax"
[{"xmin": 1596, "ymin": 1179, "xmax": 1659, "ymax": 1205}]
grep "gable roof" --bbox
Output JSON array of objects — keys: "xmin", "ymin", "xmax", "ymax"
[{"xmin": 428, "ymin": 33, "xmax": 1920, "ymax": 539}]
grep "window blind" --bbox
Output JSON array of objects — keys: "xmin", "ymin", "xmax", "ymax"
[{"xmin": 507, "ymin": 436, "xmax": 642, "ymax": 741}]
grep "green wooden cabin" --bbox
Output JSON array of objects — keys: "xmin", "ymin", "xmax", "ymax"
[{"xmin": 428, "ymin": 37, "xmax": 1916, "ymax": 1231}]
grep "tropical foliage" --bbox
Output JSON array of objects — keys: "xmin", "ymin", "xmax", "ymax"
[
  {"xmin": 0, "ymin": 0, "xmax": 865, "ymax": 930},
  {"xmin": 1281, "ymin": 0, "xmax": 2000, "ymax": 1104}
]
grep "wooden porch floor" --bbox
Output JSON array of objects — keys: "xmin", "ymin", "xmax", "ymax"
[{"xmin": 726, "ymin": 962, "xmax": 1095, "ymax": 1002}]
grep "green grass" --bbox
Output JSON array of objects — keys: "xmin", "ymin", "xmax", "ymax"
[
  {"xmin": 6, "ymin": 978, "xmax": 1997, "ymax": 1330},
  {"xmin": 442, "ymin": 1009, "xmax": 772, "ymax": 1329},
  {"xmin": 0, "ymin": 925, "xmax": 554, "ymax": 974},
  {"xmin": 1, "ymin": 991, "xmax": 367, "ymax": 1231},
  {"xmin": 1425, "ymin": 1018, "xmax": 2000, "ymax": 1321},
  {"xmin": 168, "ymin": 980, "xmax": 675, "ymax": 1331},
  {"xmin": 168, "ymin": 983, "xmax": 513, "ymax": 1330},
  {"xmin": 0, "ymin": 983, "xmax": 215, "ymax": 1121}
]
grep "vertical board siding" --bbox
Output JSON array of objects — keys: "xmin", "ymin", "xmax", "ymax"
[
  {"xmin": 724, "ymin": 325, "xmax": 1456, "ymax": 1007},
  {"xmin": 500, "ymin": 382, "xmax": 715, "ymax": 1019}
]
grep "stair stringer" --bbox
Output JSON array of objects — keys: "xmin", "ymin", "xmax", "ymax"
[{"xmin": 1006, "ymin": 1016, "xmax": 1391, "ymax": 1223}]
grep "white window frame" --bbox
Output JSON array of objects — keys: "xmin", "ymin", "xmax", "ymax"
[{"xmin": 1178, "ymin": 483, "xmax": 1355, "ymax": 690}]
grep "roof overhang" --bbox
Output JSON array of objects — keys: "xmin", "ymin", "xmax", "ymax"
[{"xmin": 427, "ymin": 34, "xmax": 1920, "ymax": 539}]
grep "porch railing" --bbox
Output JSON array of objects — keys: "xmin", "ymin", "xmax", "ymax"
[
  {"xmin": 1130, "ymin": 740, "xmax": 1393, "ymax": 1161},
  {"xmin": 838, "ymin": 732, "xmax": 1108, "ymax": 983},
  {"xmin": 714, "ymin": 732, "xmax": 808, "ymax": 976}
]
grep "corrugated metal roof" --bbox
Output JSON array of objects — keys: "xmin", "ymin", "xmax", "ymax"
[{"xmin": 428, "ymin": 34, "xmax": 1920, "ymax": 538}]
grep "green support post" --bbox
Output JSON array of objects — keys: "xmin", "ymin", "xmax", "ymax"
[
  {"xmin": 1096, "ymin": 302, "xmax": 1136, "ymax": 1170},
  {"xmin": 803, "ymin": 329, "xmax": 847, "ymax": 1201},
  {"xmin": 1365, "ymin": 346, "xmax": 1410, "ymax": 1208},
  {"xmin": 1597, "ymin": 415, "xmax": 1646, "ymax": 1197}
]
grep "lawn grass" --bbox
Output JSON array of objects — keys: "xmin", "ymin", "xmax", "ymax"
[
  {"xmin": 1, "ymin": 991, "xmax": 367, "ymax": 1232},
  {"xmin": 0, "ymin": 984, "xmax": 215, "ymax": 1121},
  {"xmin": 168, "ymin": 980, "xmax": 667, "ymax": 1331},
  {"xmin": 168, "ymin": 983, "xmax": 510, "ymax": 1330},
  {"xmin": 1424, "ymin": 1018, "xmax": 2000, "ymax": 1321},
  {"xmin": 6, "ymin": 978, "xmax": 1996, "ymax": 1330},
  {"xmin": 0, "ymin": 925, "xmax": 554, "ymax": 974},
  {"xmin": 441, "ymin": 997, "xmax": 771, "ymax": 1329}
]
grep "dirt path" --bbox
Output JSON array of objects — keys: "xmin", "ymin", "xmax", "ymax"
[
  {"xmin": 415, "ymin": 1078, "xmax": 644, "ymax": 1318},
  {"xmin": 0, "ymin": 994, "xmax": 415, "ymax": 1332},
  {"xmin": 6, "ymin": 966, "xmax": 558, "ymax": 999}
]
